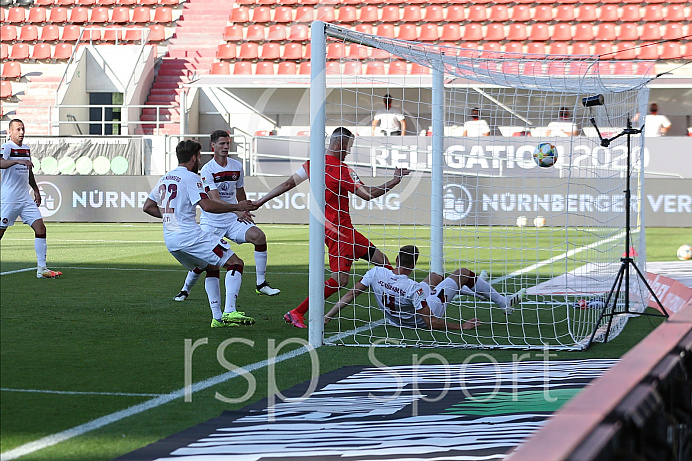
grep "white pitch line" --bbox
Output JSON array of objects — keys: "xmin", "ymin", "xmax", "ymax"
[
  {"xmin": 0, "ymin": 323, "xmax": 378, "ymax": 461},
  {"xmin": 0, "ymin": 388, "xmax": 162, "ymax": 397}
]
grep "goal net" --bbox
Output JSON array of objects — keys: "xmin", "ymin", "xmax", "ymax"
[{"xmin": 309, "ymin": 22, "xmax": 656, "ymax": 350}]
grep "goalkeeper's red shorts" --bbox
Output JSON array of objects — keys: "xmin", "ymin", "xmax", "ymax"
[{"xmin": 325, "ymin": 226, "xmax": 372, "ymax": 273}]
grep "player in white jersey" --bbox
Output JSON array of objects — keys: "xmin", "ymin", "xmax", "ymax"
[
  {"xmin": 143, "ymin": 140, "xmax": 258, "ymax": 328},
  {"xmin": 0, "ymin": 119, "xmax": 62, "ymax": 279},
  {"xmin": 325, "ymin": 245, "xmax": 525, "ymax": 330},
  {"xmin": 173, "ymin": 130, "xmax": 280, "ymax": 302}
]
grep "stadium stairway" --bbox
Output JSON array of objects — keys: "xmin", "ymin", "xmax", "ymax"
[
  {"xmin": 139, "ymin": 0, "xmax": 233, "ymax": 135},
  {"xmin": 15, "ymin": 67, "xmax": 65, "ymax": 136}
]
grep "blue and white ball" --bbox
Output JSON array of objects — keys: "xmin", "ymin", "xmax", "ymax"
[
  {"xmin": 533, "ymin": 143, "xmax": 558, "ymax": 168},
  {"xmin": 677, "ymin": 244, "xmax": 692, "ymax": 261}
]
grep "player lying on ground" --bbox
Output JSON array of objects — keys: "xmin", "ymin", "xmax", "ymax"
[
  {"xmin": 143, "ymin": 140, "xmax": 258, "ymax": 328},
  {"xmin": 325, "ymin": 245, "xmax": 525, "ymax": 330},
  {"xmin": 174, "ymin": 129, "xmax": 280, "ymax": 303},
  {"xmin": 253, "ymin": 127, "xmax": 410, "ymax": 328}
]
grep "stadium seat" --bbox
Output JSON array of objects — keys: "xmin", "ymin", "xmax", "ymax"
[
  {"xmin": 347, "ymin": 44, "xmax": 370, "ymax": 59},
  {"xmin": 255, "ymin": 61, "xmax": 274, "ymax": 75},
  {"xmin": 124, "ymin": 28, "xmax": 145, "ymax": 42},
  {"xmin": 294, "ymin": 6, "xmax": 314, "ymax": 23},
  {"xmin": 593, "ymin": 42, "xmax": 613, "ymax": 58},
  {"xmin": 325, "ymin": 60, "xmax": 341, "ymax": 74},
  {"xmin": 49, "ymin": 7, "xmax": 68, "ymax": 24},
  {"xmin": 68, "ymin": 7, "xmax": 88, "ymax": 24},
  {"xmin": 551, "ymin": 24, "xmax": 572, "ymax": 41},
  {"xmin": 252, "ymin": 6, "xmax": 271, "ymax": 24},
  {"xmin": 31, "ymin": 42, "xmax": 51, "ymax": 60},
  {"xmin": 533, "ymin": 5, "xmax": 553, "ymax": 22},
  {"xmin": 528, "ymin": 24, "xmax": 549, "ymax": 42},
  {"xmin": 288, "ymin": 24, "xmax": 308, "ymax": 41},
  {"xmin": 230, "ymin": 6, "xmax": 249, "ymax": 23},
  {"xmin": 599, "ymin": 5, "xmax": 619, "ymax": 22},
  {"xmin": 523, "ymin": 61, "xmax": 543, "ymax": 76},
  {"xmin": 549, "ymin": 42, "xmax": 568, "ymax": 55},
  {"xmin": 238, "ymin": 42, "xmax": 259, "ymax": 60},
  {"xmin": 507, "ymin": 24, "xmax": 527, "ymax": 41},
  {"xmin": 482, "ymin": 42, "xmax": 501, "ymax": 52},
  {"xmin": 316, "ymin": 6, "xmax": 335, "ymax": 22},
  {"xmin": 381, "ymin": 6, "xmax": 400, "ymax": 23},
  {"xmin": 375, "ymin": 24, "xmax": 394, "ymax": 39},
  {"xmin": 467, "ymin": 5, "xmax": 487, "ymax": 22},
  {"xmin": 618, "ymin": 24, "xmax": 639, "ymax": 42},
  {"xmin": 410, "ymin": 63, "xmax": 429, "ymax": 75},
  {"xmin": 0, "ymin": 43, "xmax": 7, "ymax": 60},
  {"xmin": 272, "ymin": 6, "xmax": 292, "ymax": 23},
  {"xmin": 18, "ymin": 25, "xmax": 39, "ymax": 42},
  {"xmin": 1, "ymin": 61, "xmax": 22, "ymax": 79},
  {"xmin": 401, "ymin": 5, "xmax": 422, "ymax": 22},
  {"xmin": 424, "ymin": 6, "xmax": 444, "ymax": 22},
  {"xmin": 245, "ymin": 24, "xmax": 264, "ymax": 41},
  {"xmin": 573, "ymin": 24, "xmax": 594, "ymax": 42},
  {"xmin": 118, "ymin": 0, "xmax": 136, "ymax": 6},
  {"xmin": 298, "ymin": 61, "xmax": 311, "ymax": 74},
  {"xmin": 233, "ymin": 61, "xmax": 252, "ymax": 75},
  {"xmin": 642, "ymin": 5, "xmax": 663, "ymax": 22},
  {"xmin": 488, "ymin": 5, "xmax": 509, "ymax": 22},
  {"xmin": 210, "ymin": 61, "xmax": 230, "ymax": 75},
  {"xmin": 277, "ymin": 61, "xmax": 297, "ymax": 75},
  {"xmin": 439, "ymin": 23, "xmax": 461, "ymax": 42},
  {"xmin": 682, "ymin": 43, "xmax": 692, "ymax": 60},
  {"xmin": 56, "ymin": 0, "xmax": 75, "ymax": 5},
  {"xmin": 96, "ymin": 0, "xmax": 115, "ymax": 6},
  {"xmin": 101, "ymin": 26, "xmax": 123, "ymax": 43},
  {"xmin": 397, "ymin": 24, "xmax": 417, "ymax": 41},
  {"xmin": 445, "ymin": 5, "xmax": 464, "ymax": 22},
  {"xmin": 337, "ymin": 6, "xmax": 356, "ymax": 23},
  {"xmin": 485, "ymin": 24, "xmax": 505, "ymax": 41},
  {"xmin": 224, "ymin": 25, "xmax": 243, "ymax": 42},
  {"xmin": 89, "ymin": 7, "xmax": 109, "ymax": 25},
  {"xmin": 596, "ymin": 23, "xmax": 616, "ymax": 42},
  {"xmin": 365, "ymin": 61, "xmax": 385, "ymax": 75},
  {"xmin": 555, "ymin": 5, "xmax": 575, "ymax": 22},
  {"xmin": 527, "ymin": 42, "xmax": 546, "ymax": 55},
  {"xmin": 620, "ymin": 5, "xmax": 641, "ymax": 22},
  {"xmin": 502, "ymin": 61, "xmax": 520, "ymax": 74},
  {"xmin": 76, "ymin": 0, "xmax": 97, "ymax": 5},
  {"xmin": 9, "ymin": 43, "xmax": 29, "ymax": 60},
  {"xmin": 343, "ymin": 61, "xmax": 361, "ymax": 75},
  {"xmin": 0, "ymin": 24, "xmax": 17, "ymax": 42},
  {"xmin": 6, "ymin": 7, "xmax": 26, "ymax": 24},
  {"xmin": 665, "ymin": 5, "xmax": 686, "ymax": 22},
  {"xmin": 217, "ymin": 43, "xmax": 236, "ymax": 60},
  {"xmin": 282, "ymin": 42, "xmax": 302, "ymax": 60},
  {"xmin": 111, "ymin": 7, "xmax": 130, "ymax": 25},
  {"xmin": 27, "ymin": 7, "xmax": 47, "ymax": 24},
  {"xmin": 326, "ymin": 42, "xmax": 346, "ymax": 59},
  {"xmin": 614, "ymin": 42, "xmax": 637, "ymax": 60},
  {"xmin": 389, "ymin": 60, "xmax": 407, "ymax": 75},
  {"xmin": 266, "ymin": 24, "xmax": 286, "ymax": 41},
  {"xmin": 576, "ymin": 5, "xmax": 597, "ymax": 22},
  {"xmin": 570, "ymin": 42, "xmax": 591, "ymax": 56},
  {"xmin": 358, "ymin": 6, "xmax": 378, "ymax": 23},
  {"xmin": 61, "ymin": 25, "xmax": 80, "ymax": 41},
  {"xmin": 663, "ymin": 23, "xmax": 684, "ymax": 40},
  {"xmin": 0, "ymin": 80, "xmax": 12, "ymax": 99},
  {"xmin": 147, "ymin": 24, "xmax": 165, "ymax": 42},
  {"xmin": 462, "ymin": 24, "xmax": 482, "ymax": 41},
  {"xmin": 135, "ymin": 0, "xmax": 156, "ymax": 5},
  {"xmin": 158, "ymin": 0, "xmax": 180, "ymax": 4},
  {"xmin": 33, "ymin": 0, "xmax": 55, "ymax": 5},
  {"xmin": 131, "ymin": 7, "xmax": 151, "ymax": 25},
  {"xmin": 638, "ymin": 44, "xmax": 659, "ymax": 60},
  {"xmin": 418, "ymin": 24, "xmax": 439, "ymax": 41},
  {"xmin": 152, "ymin": 7, "xmax": 172, "ymax": 25},
  {"xmin": 641, "ymin": 24, "xmax": 662, "ymax": 41},
  {"xmin": 302, "ymin": 43, "xmax": 311, "ymax": 58},
  {"xmin": 510, "ymin": 5, "xmax": 530, "ymax": 22}
]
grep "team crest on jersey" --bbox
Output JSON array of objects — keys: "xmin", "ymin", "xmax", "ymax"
[
  {"xmin": 416, "ymin": 288, "xmax": 424, "ymax": 296},
  {"xmin": 218, "ymin": 182, "xmax": 231, "ymax": 192},
  {"xmin": 197, "ymin": 182, "xmax": 203, "ymax": 189}
]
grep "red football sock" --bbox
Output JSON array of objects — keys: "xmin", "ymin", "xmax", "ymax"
[{"xmin": 294, "ymin": 278, "xmax": 341, "ymax": 316}]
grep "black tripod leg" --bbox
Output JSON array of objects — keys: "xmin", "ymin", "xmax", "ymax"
[
  {"xmin": 629, "ymin": 261, "xmax": 669, "ymax": 317},
  {"xmin": 603, "ymin": 265, "xmax": 626, "ymax": 344},
  {"xmin": 587, "ymin": 263, "xmax": 626, "ymax": 349}
]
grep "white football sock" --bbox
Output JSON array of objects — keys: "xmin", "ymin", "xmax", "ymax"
[
  {"xmin": 204, "ymin": 276, "xmax": 223, "ymax": 320},
  {"xmin": 182, "ymin": 270, "xmax": 202, "ymax": 292},
  {"xmin": 254, "ymin": 250, "xmax": 267, "ymax": 285},
  {"xmin": 471, "ymin": 277, "xmax": 507, "ymax": 309},
  {"xmin": 224, "ymin": 270, "xmax": 242, "ymax": 313},
  {"xmin": 35, "ymin": 237, "xmax": 47, "ymax": 268}
]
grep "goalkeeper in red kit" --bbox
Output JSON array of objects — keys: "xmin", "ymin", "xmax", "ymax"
[{"xmin": 253, "ymin": 127, "xmax": 410, "ymax": 328}]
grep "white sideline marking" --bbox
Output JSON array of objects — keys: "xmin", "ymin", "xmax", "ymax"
[
  {"xmin": 0, "ymin": 388, "xmax": 162, "ymax": 397},
  {"xmin": 0, "ymin": 324, "xmax": 377, "ymax": 461}
]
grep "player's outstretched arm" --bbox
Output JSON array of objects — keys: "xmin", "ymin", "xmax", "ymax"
[
  {"xmin": 354, "ymin": 167, "xmax": 411, "ymax": 201},
  {"xmin": 418, "ymin": 303, "xmax": 480, "ymax": 331},
  {"xmin": 143, "ymin": 198, "xmax": 162, "ymax": 219},
  {"xmin": 200, "ymin": 197, "xmax": 256, "ymax": 214},
  {"xmin": 324, "ymin": 281, "xmax": 368, "ymax": 324},
  {"xmin": 254, "ymin": 173, "xmax": 302, "ymax": 208}
]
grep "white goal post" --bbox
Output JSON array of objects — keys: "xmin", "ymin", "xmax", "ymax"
[{"xmin": 309, "ymin": 21, "xmax": 657, "ymax": 350}]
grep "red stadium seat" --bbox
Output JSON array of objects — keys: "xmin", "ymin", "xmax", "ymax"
[
  {"xmin": 124, "ymin": 28, "xmax": 145, "ymax": 42},
  {"xmin": 272, "ymin": 6, "xmax": 292, "ymax": 23},
  {"xmin": 101, "ymin": 26, "xmax": 123, "ymax": 43},
  {"xmin": 217, "ymin": 43, "xmax": 237, "ymax": 60},
  {"xmin": 445, "ymin": 5, "xmax": 464, "ymax": 22},
  {"xmin": 135, "ymin": 0, "xmax": 156, "ymax": 5},
  {"xmin": 302, "ymin": 43, "xmax": 311, "ymax": 58},
  {"xmin": 31, "ymin": 42, "xmax": 51, "ymax": 60},
  {"xmin": 397, "ymin": 24, "xmax": 417, "ymax": 41},
  {"xmin": 288, "ymin": 24, "xmax": 308, "ymax": 41},
  {"xmin": 507, "ymin": 24, "xmax": 527, "ymax": 41},
  {"xmin": 233, "ymin": 61, "xmax": 253, "ymax": 75},
  {"xmin": 316, "ymin": 6, "xmax": 335, "ymax": 22},
  {"xmin": 343, "ymin": 61, "xmax": 361, "ymax": 75},
  {"xmin": 245, "ymin": 24, "xmax": 265, "ymax": 41},
  {"xmin": 294, "ymin": 6, "xmax": 314, "ymax": 23},
  {"xmin": 642, "ymin": 5, "xmax": 663, "ymax": 22},
  {"xmin": 419, "ymin": 24, "xmax": 439, "ymax": 41},
  {"xmin": 337, "ymin": 6, "xmax": 357, "ymax": 23},
  {"xmin": 599, "ymin": 5, "xmax": 619, "ymax": 22},
  {"xmin": 0, "ymin": 44, "xmax": 7, "ymax": 60},
  {"xmin": 90, "ymin": 7, "xmax": 109, "ymax": 25},
  {"xmin": 6, "ymin": 7, "xmax": 26, "ymax": 24},
  {"xmin": 34, "ymin": 0, "xmax": 56, "ymax": 5},
  {"xmin": 485, "ymin": 24, "xmax": 505, "ymax": 41},
  {"xmin": 252, "ymin": 6, "xmax": 271, "ymax": 24},
  {"xmin": 238, "ymin": 42, "xmax": 259, "ymax": 60},
  {"xmin": 224, "ymin": 25, "xmax": 243, "ymax": 42},
  {"xmin": 482, "ymin": 42, "xmax": 501, "ymax": 52},
  {"xmin": 358, "ymin": 6, "xmax": 378, "ymax": 23},
  {"xmin": 504, "ymin": 42, "xmax": 523, "ymax": 54},
  {"xmin": 111, "ymin": 7, "xmax": 130, "ymax": 25},
  {"xmin": 282, "ymin": 43, "xmax": 302, "ymax": 60},
  {"xmin": 663, "ymin": 23, "xmax": 684, "ymax": 40},
  {"xmin": 0, "ymin": 80, "xmax": 12, "ymax": 99},
  {"xmin": 76, "ymin": 0, "xmax": 97, "ymax": 5},
  {"xmin": 49, "ymin": 7, "xmax": 68, "ymax": 24},
  {"xmin": 467, "ymin": 5, "xmax": 487, "ymax": 22},
  {"xmin": 641, "ymin": 24, "xmax": 662, "ymax": 41},
  {"xmin": 277, "ymin": 61, "xmax": 297, "ymax": 75},
  {"xmin": 488, "ymin": 5, "xmax": 509, "ymax": 22},
  {"xmin": 153, "ymin": 7, "xmax": 172, "ymax": 25},
  {"xmin": 682, "ymin": 43, "xmax": 692, "ymax": 60},
  {"xmin": 96, "ymin": 0, "xmax": 116, "ymax": 6},
  {"xmin": 255, "ymin": 62, "xmax": 274, "ymax": 75},
  {"xmin": 620, "ymin": 5, "xmax": 641, "ymax": 22},
  {"xmin": 298, "ymin": 61, "xmax": 311, "ymax": 74},
  {"xmin": 462, "ymin": 24, "xmax": 483, "ymax": 41},
  {"xmin": 326, "ymin": 42, "xmax": 346, "ymax": 59},
  {"xmin": 555, "ymin": 5, "xmax": 575, "ymax": 22},
  {"xmin": 230, "ymin": 6, "xmax": 250, "ymax": 23},
  {"xmin": 267, "ymin": 25, "xmax": 286, "ymax": 41},
  {"xmin": 527, "ymin": 42, "xmax": 546, "ymax": 55},
  {"xmin": 375, "ymin": 24, "xmax": 395, "ymax": 39},
  {"xmin": 347, "ymin": 44, "xmax": 370, "ymax": 59},
  {"xmin": 528, "ymin": 24, "xmax": 549, "ymax": 42},
  {"xmin": 18, "ymin": 25, "xmax": 39, "ymax": 42},
  {"xmin": 83, "ymin": 26, "xmax": 103, "ymax": 42},
  {"xmin": 210, "ymin": 61, "xmax": 230, "ymax": 75},
  {"xmin": 9, "ymin": 43, "xmax": 30, "ymax": 60},
  {"xmin": 424, "ymin": 6, "xmax": 444, "ymax": 23},
  {"xmin": 61, "ymin": 25, "xmax": 81, "ymax": 41},
  {"xmin": 402, "ymin": 5, "xmax": 422, "ymax": 23},
  {"xmin": 69, "ymin": 7, "xmax": 89, "ymax": 24},
  {"xmin": 638, "ymin": 44, "xmax": 659, "ymax": 60},
  {"xmin": 549, "ymin": 42, "xmax": 568, "ymax": 55},
  {"xmin": 38, "ymin": 25, "xmax": 59, "ymax": 42},
  {"xmin": 573, "ymin": 24, "xmax": 594, "ymax": 42},
  {"xmin": 533, "ymin": 5, "xmax": 553, "ymax": 22},
  {"xmin": 147, "ymin": 25, "xmax": 165, "ymax": 42},
  {"xmin": 594, "ymin": 42, "xmax": 613, "ymax": 58},
  {"xmin": 56, "ymin": 0, "xmax": 75, "ymax": 5},
  {"xmin": 440, "ymin": 23, "xmax": 461, "ymax": 42},
  {"xmin": 510, "ymin": 5, "xmax": 530, "ymax": 22},
  {"xmin": 131, "ymin": 7, "xmax": 151, "ymax": 25},
  {"xmin": 551, "ymin": 24, "xmax": 572, "ymax": 41},
  {"xmin": 27, "ymin": 7, "xmax": 47, "ymax": 24},
  {"xmin": 596, "ymin": 23, "xmax": 616, "ymax": 42},
  {"xmin": 576, "ymin": 5, "xmax": 597, "ymax": 22},
  {"xmin": 1, "ymin": 61, "xmax": 22, "ymax": 80},
  {"xmin": 618, "ymin": 23, "xmax": 639, "ymax": 42},
  {"xmin": 355, "ymin": 24, "xmax": 375, "ymax": 35},
  {"xmin": 570, "ymin": 42, "xmax": 591, "ymax": 56},
  {"xmin": 614, "ymin": 42, "xmax": 637, "ymax": 60},
  {"xmin": 365, "ymin": 61, "xmax": 385, "ymax": 75},
  {"xmin": 410, "ymin": 63, "xmax": 429, "ymax": 75},
  {"xmin": 325, "ymin": 60, "xmax": 341, "ymax": 74},
  {"xmin": 665, "ymin": 5, "xmax": 686, "ymax": 22},
  {"xmin": 389, "ymin": 61, "xmax": 408, "ymax": 75},
  {"xmin": 381, "ymin": 6, "xmax": 400, "ymax": 23}
]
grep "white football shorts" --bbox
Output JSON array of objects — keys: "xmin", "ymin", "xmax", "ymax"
[
  {"xmin": 423, "ymin": 277, "xmax": 459, "ymax": 318},
  {"xmin": 169, "ymin": 233, "xmax": 234, "ymax": 271},
  {"xmin": 201, "ymin": 219, "xmax": 255, "ymax": 245},
  {"xmin": 0, "ymin": 200, "xmax": 43, "ymax": 229}
]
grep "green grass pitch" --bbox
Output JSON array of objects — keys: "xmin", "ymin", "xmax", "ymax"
[{"xmin": 1, "ymin": 224, "xmax": 686, "ymax": 460}]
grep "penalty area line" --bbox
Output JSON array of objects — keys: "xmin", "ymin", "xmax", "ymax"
[
  {"xmin": 0, "ymin": 323, "xmax": 378, "ymax": 461},
  {"xmin": 0, "ymin": 388, "xmax": 163, "ymax": 398}
]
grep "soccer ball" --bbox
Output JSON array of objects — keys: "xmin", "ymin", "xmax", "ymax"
[
  {"xmin": 677, "ymin": 244, "xmax": 692, "ymax": 261},
  {"xmin": 516, "ymin": 216, "xmax": 528, "ymax": 227},
  {"xmin": 533, "ymin": 143, "xmax": 558, "ymax": 168},
  {"xmin": 534, "ymin": 216, "xmax": 546, "ymax": 228}
]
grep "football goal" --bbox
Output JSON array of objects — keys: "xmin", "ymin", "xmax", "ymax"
[{"xmin": 307, "ymin": 21, "xmax": 657, "ymax": 350}]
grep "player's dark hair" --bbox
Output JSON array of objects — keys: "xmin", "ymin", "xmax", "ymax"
[
  {"xmin": 398, "ymin": 245, "xmax": 419, "ymax": 270},
  {"xmin": 558, "ymin": 107, "xmax": 570, "ymax": 119},
  {"xmin": 331, "ymin": 127, "xmax": 354, "ymax": 141},
  {"xmin": 210, "ymin": 129, "xmax": 230, "ymax": 145},
  {"xmin": 176, "ymin": 139, "xmax": 202, "ymax": 164},
  {"xmin": 8, "ymin": 119, "xmax": 23, "ymax": 130},
  {"xmin": 650, "ymin": 103, "xmax": 659, "ymax": 114}
]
